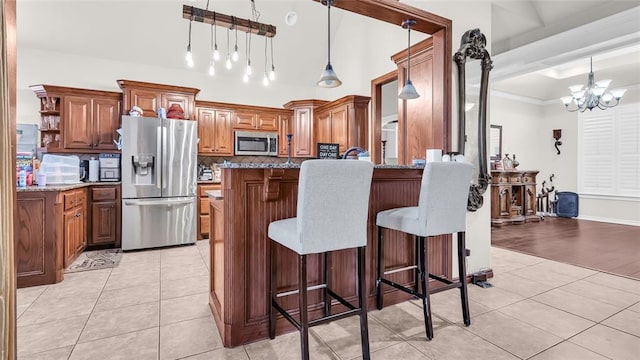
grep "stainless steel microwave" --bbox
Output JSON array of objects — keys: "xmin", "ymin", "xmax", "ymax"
[{"xmin": 234, "ymin": 131, "xmax": 278, "ymax": 156}]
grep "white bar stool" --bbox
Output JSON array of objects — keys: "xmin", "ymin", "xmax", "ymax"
[
  {"xmin": 375, "ymin": 162, "xmax": 473, "ymax": 340},
  {"xmin": 268, "ymin": 159, "xmax": 374, "ymax": 360}
]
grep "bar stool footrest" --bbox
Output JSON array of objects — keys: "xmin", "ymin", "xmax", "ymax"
[{"xmin": 379, "ymin": 277, "xmax": 424, "ymax": 299}]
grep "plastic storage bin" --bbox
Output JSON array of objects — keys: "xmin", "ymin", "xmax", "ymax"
[{"xmin": 40, "ymin": 154, "xmax": 80, "ymax": 184}]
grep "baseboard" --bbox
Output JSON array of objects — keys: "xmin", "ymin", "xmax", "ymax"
[{"xmin": 577, "ymin": 215, "xmax": 640, "ymax": 227}]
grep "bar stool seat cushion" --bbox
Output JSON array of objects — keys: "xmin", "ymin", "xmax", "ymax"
[
  {"xmin": 268, "ymin": 218, "xmax": 300, "ymax": 254},
  {"xmin": 376, "ymin": 206, "xmax": 421, "ymax": 236}
]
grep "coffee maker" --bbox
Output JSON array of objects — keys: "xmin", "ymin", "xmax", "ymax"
[
  {"xmin": 99, "ymin": 153, "xmax": 121, "ymax": 182},
  {"xmin": 79, "ymin": 160, "xmax": 89, "ymax": 181}
]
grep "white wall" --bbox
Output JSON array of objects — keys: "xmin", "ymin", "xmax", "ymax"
[{"xmin": 492, "ymin": 87, "xmax": 640, "ymax": 226}]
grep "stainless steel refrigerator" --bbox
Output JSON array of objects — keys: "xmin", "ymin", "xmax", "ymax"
[{"xmin": 121, "ymin": 115, "xmax": 197, "ymax": 250}]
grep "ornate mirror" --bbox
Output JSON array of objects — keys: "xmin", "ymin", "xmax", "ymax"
[{"xmin": 454, "ymin": 29, "xmax": 493, "ymax": 211}]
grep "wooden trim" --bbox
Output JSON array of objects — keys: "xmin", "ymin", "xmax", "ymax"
[
  {"xmin": 117, "ymin": 79, "xmax": 200, "ymax": 96},
  {"xmin": 183, "ymin": 5, "xmax": 277, "ymax": 38},
  {"xmin": 282, "ymin": 99, "xmax": 328, "ymax": 109},
  {"xmin": 314, "ymin": 95, "xmax": 371, "ymax": 113},
  {"xmin": 196, "ymin": 99, "xmax": 291, "ymax": 115},
  {"xmin": 29, "ymin": 84, "xmax": 121, "ymax": 99},
  {"xmin": 370, "ymin": 71, "xmax": 397, "ymax": 164},
  {"xmin": 315, "ymin": 0, "xmax": 451, "ymax": 35},
  {"xmin": 1, "ymin": 0, "xmax": 17, "ymax": 358}
]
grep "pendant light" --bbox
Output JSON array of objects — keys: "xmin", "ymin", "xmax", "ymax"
[
  {"xmin": 208, "ymin": 24, "xmax": 215, "ymax": 76},
  {"xmin": 232, "ymin": 17, "xmax": 239, "ymax": 62},
  {"xmin": 185, "ymin": 8, "xmax": 194, "ymax": 68},
  {"xmin": 225, "ymin": 28, "xmax": 232, "ymax": 70},
  {"xmin": 317, "ymin": 0, "xmax": 341, "ymax": 88},
  {"xmin": 213, "ymin": 13, "xmax": 220, "ymax": 61},
  {"xmin": 263, "ymin": 37, "xmax": 270, "ymax": 86},
  {"xmin": 398, "ymin": 19, "xmax": 419, "ymax": 99},
  {"xmin": 269, "ymin": 37, "xmax": 276, "ymax": 81}
]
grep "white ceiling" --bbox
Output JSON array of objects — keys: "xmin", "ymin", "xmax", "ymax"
[{"xmin": 16, "ymin": 1, "xmax": 640, "ymax": 102}]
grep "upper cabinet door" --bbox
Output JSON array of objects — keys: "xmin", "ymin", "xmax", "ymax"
[
  {"xmin": 233, "ymin": 111, "xmax": 257, "ymax": 129},
  {"xmin": 130, "ymin": 89, "xmax": 160, "ymax": 117},
  {"xmin": 256, "ymin": 112, "xmax": 278, "ymax": 131},
  {"xmin": 63, "ymin": 96, "xmax": 93, "ymax": 149},
  {"xmin": 330, "ymin": 106, "xmax": 348, "ymax": 153},
  {"xmin": 293, "ymin": 108, "xmax": 313, "ymax": 157},
  {"xmin": 278, "ymin": 114, "xmax": 291, "ymax": 156},
  {"xmin": 93, "ymin": 97, "xmax": 121, "ymax": 150},
  {"xmin": 197, "ymin": 108, "xmax": 216, "ymax": 153},
  {"xmin": 162, "ymin": 93, "xmax": 194, "ymax": 120},
  {"xmin": 213, "ymin": 110, "xmax": 233, "ymax": 155},
  {"xmin": 315, "ymin": 110, "xmax": 332, "ymax": 148}
]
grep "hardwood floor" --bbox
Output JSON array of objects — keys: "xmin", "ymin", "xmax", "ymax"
[{"xmin": 492, "ymin": 217, "xmax": 640, "ymax": 280}]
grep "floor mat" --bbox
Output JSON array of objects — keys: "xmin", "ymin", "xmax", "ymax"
[{"xmin": 65, "ymin": 248, "xmax": 122, "ymax": 273}]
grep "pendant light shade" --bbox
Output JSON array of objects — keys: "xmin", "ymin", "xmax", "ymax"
[
  {"xmin": 317, "ymin": 0, "xmax": 341, "ymax": 88},
  {"xmin": 398, "ymin": 79, "xmax": 419, "ymax": 99},
  {"xmin": 399, "ymin": 19, "xmax": 419, "ymax": 100},
  {"xmin": 318, "ymin": 63, "xmax": 342, "ymax": 88}
]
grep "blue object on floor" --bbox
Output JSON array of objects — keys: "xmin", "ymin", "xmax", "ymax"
[{"xmin": 556, "ymin": 191, "xmax": 579, "ymax": 218}]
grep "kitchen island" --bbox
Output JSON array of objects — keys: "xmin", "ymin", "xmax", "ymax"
[{"xmin": 208, "ymin": 164, "xmax": 455, "ymax": 347}]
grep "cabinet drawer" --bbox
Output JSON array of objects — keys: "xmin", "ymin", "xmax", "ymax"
[
  {"xmin": 91, "ymin": 186, "xmax": 117, "ymax": 201},
  {"xmin": 198, "ymin": 184, "xmax": 221, "ymax": 196},
  {"xmin": 200, "ymin": 215, "xmax": 210, "ymax": 236},
  {"xmin": 63, "ymin": 191, "xmax": 78, "ymax": 210},
  {"xmin": 521, "ymin": 175, "xmax": 534, "ymax": 183},
  {"xmin": 200, "ymin": 198, "xmax": 210, "ymax": 215},
  {"xmin": 509, "ymin": 176, "xmax": 522, "ymax": 184}
]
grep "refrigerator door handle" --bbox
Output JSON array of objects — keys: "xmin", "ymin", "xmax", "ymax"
[
  {"xmin": 156, "ymin": 126, "xmax": 162, "ymax": 190},
  {"xmin": 124, "ymin": 198, "xmax": 194, "ymax": 206}
]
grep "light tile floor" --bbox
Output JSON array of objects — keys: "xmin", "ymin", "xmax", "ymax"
[{"xmin": 17, "ymin": 243, "xmax": 640, "ymax": 360}]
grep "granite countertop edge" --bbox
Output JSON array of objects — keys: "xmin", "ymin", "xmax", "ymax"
[
  {"xmin": 205, "ymin": 189, "xmax": 223, "ymax": 200},
  {"xmin": 17, "ymin": 181, "xmax": 121, "ymax": 192},
  {"xmin": 218, "ymin": 163, "xmax": 422, "ymax": 169}
]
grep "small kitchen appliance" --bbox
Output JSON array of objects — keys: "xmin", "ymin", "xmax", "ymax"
[{"xmin": 99, "ymin": 153, "xmax": 121, "ymax": 181}]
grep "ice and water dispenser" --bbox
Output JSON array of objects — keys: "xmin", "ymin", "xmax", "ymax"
[{"xmin": 131, "ymin": 154, "xmax": 155, "ymax": 185}]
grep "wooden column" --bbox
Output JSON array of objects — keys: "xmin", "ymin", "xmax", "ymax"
[{"xmin": 1, "ymin": 0, "xmax": 17, "ymax": 358}]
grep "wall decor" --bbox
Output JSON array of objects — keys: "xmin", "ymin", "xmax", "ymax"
[{"xmin": 454, "ymin": 28, "xmax": 493, "ymax": 211}]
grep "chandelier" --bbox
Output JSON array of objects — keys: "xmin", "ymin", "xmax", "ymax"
[
  {"xmin": 182, "ymin": 1, "xmax": 277, "ymax": 86},
  {"xmin": 560, "ymin": 57, "xmax": 626, "ymax": 112}
]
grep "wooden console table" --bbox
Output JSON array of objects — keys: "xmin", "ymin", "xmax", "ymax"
[{"xmin": 491, "ymin": 170, "xmax": 539, "ymax": 226}]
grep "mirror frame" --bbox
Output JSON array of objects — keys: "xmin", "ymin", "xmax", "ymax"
[
  {"xmin": 454, "ymin": 29, "xmax": 493, "ymax": 211},
  {"xmin": 490, "ymin": 124, "xmax": 502, "ymax": 161}
]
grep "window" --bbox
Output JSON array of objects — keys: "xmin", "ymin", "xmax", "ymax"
[{"xmin": 578, "ymin": 103, "xmax": 640, "ymax": 198}]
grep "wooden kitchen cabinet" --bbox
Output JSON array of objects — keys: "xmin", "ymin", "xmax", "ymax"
[
  {"xmin": 314, "ymin": 95, "xmax": 370, "ymax": 155},
  {"xmin": 232, "ymin": 108, "xmax": 279, "ymax": 131},
  {"xmin": 16, "ymin": 191, "xmax": 63, "ymax": 288},
  {"xmin": 198, "ymin": 183, "xmax": 221, "ymax": 239},
  {"xmin": 196, "ymin": 101, "xmax": 234, "ymax": 156},
  {"xmin": 30, "ymin": 85, "xmax": 122, "ymax": 153},
  {"xmin": 118, "ymin": 79, "xmax": 200, "ymax": 119},
  {"xmin": 88, "ymin": 185, "xmax": 121, "ymax": 247},
  {"xmin": 62, "ymin": 188, "xmax": 87, "ymax": 268},
  {"xmin": 491, "ymin": 170, "xmax": 539, "ymax": 226},
  {"xmin": 283, "ymin": 100, "xmax": 328, "ymax": 158},
  {"xmin": 278, "ymin": 113, "xmax": 291, "ymax": 156}
]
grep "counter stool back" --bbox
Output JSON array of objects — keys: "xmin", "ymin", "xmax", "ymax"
[
  {"xmin": 268, "ymin": 159, "xmax": 374, "ymax": 360},
  {"xmin": 375, "ymin": 162, "xmax": 473, "ymax": 340}
]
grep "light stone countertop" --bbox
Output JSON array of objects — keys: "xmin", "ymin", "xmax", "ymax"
[
  {"xmin": 17, "ymin": 181, "xmax": 121, "ymax": 193},
  {"xmin": 218, "ymin": 162, "xmax": 422, "ymax": 169},
  {"xmin": 205, "ymin": 190, "xmax": 223, "ymax": 200}
]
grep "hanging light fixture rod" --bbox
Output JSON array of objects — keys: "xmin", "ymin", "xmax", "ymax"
[{"xmin": 182, "ymin": 5, "xmax": 277, "ymax": 38}]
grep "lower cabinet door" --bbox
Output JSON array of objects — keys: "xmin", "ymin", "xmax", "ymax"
[
  {"xmin": 91, "ymin": 202, "xmax": 117, "ymax": 245},
  {"xmin": 63, "ymin": 208, "xmax": 77, "ymax": 268}
]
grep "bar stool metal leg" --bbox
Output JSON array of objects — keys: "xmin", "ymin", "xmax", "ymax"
[
  {"xmin": 357, "ymin": 247, "xmax": 371, "ymax": 359},
  {"xmin": 458, "ymin": 232, "xmax": 471, "ymax": 326},
  {"xmin": 269, "ymin": 243, "xmax": 277, "ymax": 339},
  {"xmin": 414, "ymin": 236, "xmax": 420, "ymax": 293},
  {"xmin": 376, "ymin": 226, "xmax": 383, "ymax": 310},
  {"xmin": 418, "ymin": 236, "xmax": 434, "ymax": 340},
  {"xmin": 299, "ymin": 254, "xmax": 310, "ymax": 360},
  {"xmin": 324, "ymin": 252, "xmax": 332, "ymax": 317}
]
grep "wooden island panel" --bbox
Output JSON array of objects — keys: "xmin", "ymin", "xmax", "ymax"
[{"xmin": 209, "ymin": 167, "xmax": 451, "ymax": 347}]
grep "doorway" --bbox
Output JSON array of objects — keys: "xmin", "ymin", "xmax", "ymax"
[{"xmin": 370, "ymin": 71, "xmax": 398, "ymax": 164}]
